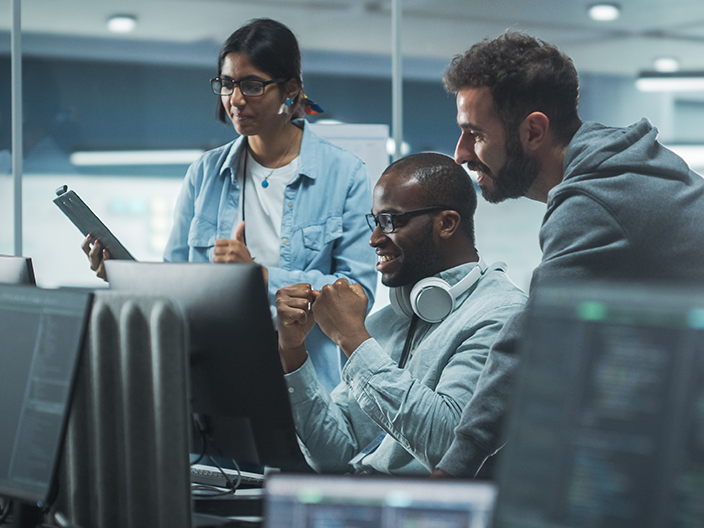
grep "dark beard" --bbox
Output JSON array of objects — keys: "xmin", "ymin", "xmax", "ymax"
[
  {"xmin": 476, "ymin": 129, "xmax": 541, "ymax": 204},
  {"xmin": 382, "ymin": 220, "xmax": 441, "ymax": 288}
]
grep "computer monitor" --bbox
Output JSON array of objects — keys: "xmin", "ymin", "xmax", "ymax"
[
  {"xmin": 0, "ymin": 285, "xmax": 93, "ymax": 527},
  {"xmin": 0, "ymin": 255, "xmax": 36, "ymax": 285},
  {"xmin": 105, "ymin": 261, "xmax": 306, "ymax": 470},
  {"xmin": 494, "ymin": 281, "xmax": 704, "ymax": 528},
  {"xmin": 264, "ymin": 473, "xmax": 497, "ymax": 528}
]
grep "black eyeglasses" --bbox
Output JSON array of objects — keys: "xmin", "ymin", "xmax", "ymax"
[
  {"xmin": 365, "ymin": 206, "xmax": 451, "ymax": 234},
  {"xmin": 211, "ymin": 77, "xmax": 288, "ymax": 97}
]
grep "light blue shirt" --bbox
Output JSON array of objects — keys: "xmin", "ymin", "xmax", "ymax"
[
  {"xmin": 164, "ymin": 120, "xmax": 377, "ymax": 391},
  {"xmin": 284, "ymin": 261, "xmax": 527, "ymax": 474}
]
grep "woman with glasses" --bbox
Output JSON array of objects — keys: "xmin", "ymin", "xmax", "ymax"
[{"xmin": 84, "ymin": 18, "xmax": 376, "ymax": 391}]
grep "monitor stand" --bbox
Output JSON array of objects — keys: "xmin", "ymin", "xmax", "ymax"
[{"xmin": 11, "ymin": 502, "xmax": 43, "ymax": 528}]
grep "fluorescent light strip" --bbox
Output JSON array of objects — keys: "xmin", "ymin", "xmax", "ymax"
[
  {"xmin": 636, "ymin": 77, "xmax": 704, "ymax": 92},
  {"xmin": 70, "ymin": 149, "xmax": 204, "ymax": 166},
  {"xmin": 666, "ymin": 145, "xmax": 704, "ymax": 169}
]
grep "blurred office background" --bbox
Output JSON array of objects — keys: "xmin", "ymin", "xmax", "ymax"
[{"xmin": 2, "ymin": 0, "xmax": 704, "ymax": 296}]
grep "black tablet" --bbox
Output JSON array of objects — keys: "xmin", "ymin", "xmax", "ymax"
[{"xmin": 53, "ymin": 185, "xmax": 136, "ymax": 261}]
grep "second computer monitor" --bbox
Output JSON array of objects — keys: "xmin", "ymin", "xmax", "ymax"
[
  {"xmin": 494, "ymin": 281, "xmax": 704, "ymax": 528},
  {"xmin": 0, "ymin": 255, "xmax": 36, "ymax": 286},
  {"xmin": 105, "ymin": 261, "xmax": 305, "ymax": 470},
  {"xmin": 0, "ymin": 285, "xmax": 92, "ymax": 516}
]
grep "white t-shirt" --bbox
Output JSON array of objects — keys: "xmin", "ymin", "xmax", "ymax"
[{"xmin": 233, "ymin": 151, "xmax": 300, "ymax": 269}]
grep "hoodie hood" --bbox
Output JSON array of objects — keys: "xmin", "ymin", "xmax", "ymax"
[
  {"xmin": 538, "ymin": 117, "xmax": 704, "ymax": 285},
  {"xmin": 559, "ymin": 118, "xmax": 691, "ymax": 191}
]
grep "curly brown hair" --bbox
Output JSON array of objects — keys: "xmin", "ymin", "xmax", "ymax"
[{"xmin": 444, "ymin": 32, "xmax": 581, "ymax": 146}]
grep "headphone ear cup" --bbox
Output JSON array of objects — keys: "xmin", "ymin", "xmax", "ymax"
[
  {"xmin": 389, "ymin": 284, "xmax": 415, "ymax": 319},
  {"xmin": 409, "ymin": 277, "xmax": 454, "ymax": 323}
]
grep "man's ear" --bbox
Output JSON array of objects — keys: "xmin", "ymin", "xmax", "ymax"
[
  {"xmin": 436, "ymin": 210, "xmax": 462, "ymax": 240},
  {"xmin": 520, "ymin": 112, "xmax": 550, "ymax": 152}
]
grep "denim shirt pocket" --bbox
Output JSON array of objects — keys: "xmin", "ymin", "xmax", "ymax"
[
  {"xmin": 297, "ymin": 216, "xmax": 342, "ymax": 268},
  {"xmin": 187, "ymin": 215, "xmax": 217, "ymax": 250}
]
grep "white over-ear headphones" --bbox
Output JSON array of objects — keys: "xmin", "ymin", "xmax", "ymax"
[{"xmin": 389, "ymin": 257, "xmax": 506, "ymax": 323}]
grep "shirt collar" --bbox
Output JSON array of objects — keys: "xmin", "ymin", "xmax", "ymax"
[
  {"xmin": 219, "ymin": 119, "xmax": 315, "ymax": 186},
  {"xmin": 435, "ymin": 260, "xmax": 485, "ymax": 288}
]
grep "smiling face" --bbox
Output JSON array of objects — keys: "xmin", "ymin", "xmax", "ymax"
[
  {"xmin": 454, "ymin": 86, "xmax": 540, "ymax": 203},
  {"xmin": 219, "ymin": 52, "xmax": 291, "ymax": 138},
  {"xmin": 369, "ymin": 171, "xmax": 444, "ymax": 288}
]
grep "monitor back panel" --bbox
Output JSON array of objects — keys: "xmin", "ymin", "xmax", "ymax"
[
  {"xmin": 494, "ymin": 282, "xmax": 704, "ymax": 528},
  {"xmin": 106, "ymin": 261, "xmax": 304, "ymax": 469}
]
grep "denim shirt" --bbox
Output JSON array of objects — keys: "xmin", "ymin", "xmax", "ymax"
[
  {"xmin": 164, "ymin": 120, "xmax": 377, "ymax": 391},
  {"xmin": 284, "ymin": 261, "xmax": 527, "ymax": 474}
]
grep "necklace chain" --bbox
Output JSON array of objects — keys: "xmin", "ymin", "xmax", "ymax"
[
  {"xmin": 261, "ymin": 167, "xmax": 275, "ymax": 188},
  {"xmin": 247, "ymin": 126, "xmax": 302, "ymax": 188}
]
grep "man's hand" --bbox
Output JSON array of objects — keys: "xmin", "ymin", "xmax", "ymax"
[
  {"xmin": 276, "ymin": 284, "xmax": 316, "ymax": 373},
  {"xmin": 81, "ymin": 234, "xmax": 110, "ymax": 282},
  {"xmin": 430, "ymin": 467, "xmax": 455, "ymax": 479},
  {"xmin": 312, "ymin": 278, "xmax": 371, "ymax": 357},
  {"xmin": 213, "ymin": 222, "xmax": 268, "ymax": 285}
]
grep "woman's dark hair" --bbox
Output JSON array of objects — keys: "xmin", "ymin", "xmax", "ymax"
[{"xmin": 216, "ymin": 18, "xmax": 303, "ymax": 123}]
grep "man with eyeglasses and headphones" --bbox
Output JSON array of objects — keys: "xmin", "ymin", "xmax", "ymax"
[{"xmin": 275, "ymin": 152, "xmax": 526, "ymax": 475}]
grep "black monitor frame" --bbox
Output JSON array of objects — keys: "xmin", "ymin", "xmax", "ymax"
[
  {"xmin": 495, "ymin": 281, "xmax": 704, "ymax": 528},
  {"xmin": 0, "ymin": 255, "xmax": 36, "ymax": 286},
  {"xmin": 105, "ymin": 261, "xmax": 305, "ymax": 470},
  {"xmin": 0, "ymin": 285, "xmax": 93, "ymax": 527}
]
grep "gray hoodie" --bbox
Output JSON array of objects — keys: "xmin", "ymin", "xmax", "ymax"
[{"xmin": 437, "ymin": 118, "xmax": 704, "ymax": 477}]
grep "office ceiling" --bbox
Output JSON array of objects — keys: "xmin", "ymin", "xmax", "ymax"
[{"xmin": 2, "ymin": 0, "xmax": 704, "ymax": 76}]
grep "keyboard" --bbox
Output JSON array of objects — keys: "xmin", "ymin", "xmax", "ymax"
[{"xmin": 191, "ymin": 464, "xmax": 265, "ymax": 489}]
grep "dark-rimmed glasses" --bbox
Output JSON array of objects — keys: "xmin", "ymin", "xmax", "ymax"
[
  {"xmin": 365, "ymin": 206, "xmax": 451, "ymax": 234},
  {"xmin": 211, "ymin": 77, "xmax": 288, "ymax": 97}
]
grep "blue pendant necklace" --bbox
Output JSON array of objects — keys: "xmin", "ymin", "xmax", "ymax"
[
  {"xmin": 261, "ymin": 170, "xmax": 273, "ymax": 188},
  {"xmin": 244, "ymin": 149, "xmax": 275, "ymax": 188}
]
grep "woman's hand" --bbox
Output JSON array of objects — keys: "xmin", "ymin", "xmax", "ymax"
[
  {"xmin": 81, "ymin": 234, "xmax": 110, "ymax": 282},
  {"xmin": 213, "ymin": 222, "xmax": 269, "ymax": 285},
  {"xmin": 213, "ymin": 222, "xmax": 255, "ymax": 264}
]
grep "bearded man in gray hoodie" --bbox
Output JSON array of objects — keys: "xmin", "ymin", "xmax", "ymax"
[{"xmin": 434, "ymin": 31, "xmax": 704, "ymax": 479}]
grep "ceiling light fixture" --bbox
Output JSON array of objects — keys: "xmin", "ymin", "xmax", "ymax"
[
  {"xmin": 588, "ymin": 4, "xmax": 621, "ymax": 21},
  {"xmin": 636, "ymin": 71, "xmax": 704, "ymax": 92},
  {"xmin": 653, "ymin": 57, "xmax": 680, "ymax": 73},
  {"xmin": 107, "ymin": 15, "xmax": 137, "ymax": 33}
]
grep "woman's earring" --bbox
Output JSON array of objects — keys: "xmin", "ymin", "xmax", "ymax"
[{"xmin": 278, "ymin": 97, "xmax": 294, "ymax": 115}]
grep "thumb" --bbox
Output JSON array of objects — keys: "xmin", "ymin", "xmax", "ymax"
[
  {"xmin": 351, "ymin": 282, "xmax": 367, "ymax": 298},
  {"xmin": 234, "ymin": 221, "xmax": 246, "ymax": 243}
]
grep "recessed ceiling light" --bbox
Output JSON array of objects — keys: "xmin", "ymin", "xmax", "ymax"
[
  {"xmin": 588, "ymin": 4, "xmax": 621, "ymax": 21},
  {"xmin": 107, "ymin": 15, "xmax": 137, "ymax": 33},
  {"xmin": 636, "ymin": 72, "xmax": 704, "ymax": 92},
  {"xmin": 653, "ymin": 57, "xmax": 680, "ymax": 73}
]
